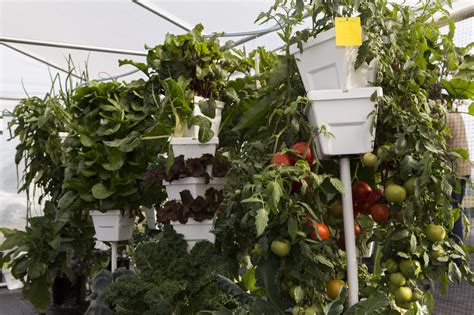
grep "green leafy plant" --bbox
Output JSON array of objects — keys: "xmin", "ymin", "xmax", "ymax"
[
  {"xmin": 5, "ymin": 73, "xmax": 100, "ymax": 312},
  {"xmin": 84, "ymin": 268, "xmax": 135, "ymax": 315},
  {"xmin": 99, "ymin": 226, "xmax": 240, "ymax": 314},
  {"xmin": 60, "ymin": 80, "xmax": 162, "ymax": 213},
  {"xmin": 0, "ymin": 206, "xmax": 97, "ymax": 313},
  {"xmin": 8, "ymin": 94, "xmax": 70, "ymax": 208},
  {"xmin": 122, "ymin": 24, "xmax": 245, "ymax": 143}
]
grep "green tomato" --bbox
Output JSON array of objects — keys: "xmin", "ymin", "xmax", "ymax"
[
  {"xmin": 362, "ymin": 152, "xmax": 378, "ymax": 168},
  {"xmin": 377, "ymin": 144, "xmax": 392, "ymax": 160},
  {"xmin": 411, "ymin": 289, "xmax": 423, "ymax": 302},
  {"xmin": 431, "ymin": 248, "xmax": 446, "ymax": 259},
  {"xmin": 426, "ymin": 224, "xmax": 446, "ymax": 242},
  {"xmin": 292, "ymin": 306, "xmax": 305, "ymax": 315},
  {"xmin": 385, "ymin": 258, "xmax": 399, "ymax": 273},
  {"xmin": 389, "ymin": 272, "xmax": 407, "ymax": 287},
  {"xmin": 304, "ymin": 305, "xmax": 319, "ymax": 315},
  {"xmin": 384, "ymin": 184, "xmax": 407, "ymax": 204},
  {"xmin": 403, "ymin": 177, "xmax": 416, "ymax": 195},
  {"xmin": 253, "ymin": 243, "xmax": 264, "ymax": 257},
  {"xmin": 399, "ymin": 259, "xmax": 421, "ymax": 279},
  {"xmin": 394, "ymin": 287, "xmax": 413, "ymax": 303},
  {"xmin": 396, "ymin": 301, "xmax": 413, "ymax": 310},
  {"xmin": 271, "ymin": 239, "xmax": 291, "ymax": 257}
]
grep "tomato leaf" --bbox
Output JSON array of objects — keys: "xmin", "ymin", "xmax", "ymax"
[
  {"xmin": 255, "ymin": 208, "xmax": 269, "ymax": 237},
  {"xmin": 287, "ymin": 217, "xmax": 298, "ymax": 241},
  {"xmin": 330, "ymin": 178, "xmax": 344, "ymax": 194},
  {"xmin": 346, "ymin": 291, "xmax": 389, "ymax": 315},
  {"xmin": 314, "ymin": 254, "xmax": 334, "ymax": 268}
]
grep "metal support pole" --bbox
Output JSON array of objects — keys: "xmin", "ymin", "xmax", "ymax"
[
  {"xmin": 0, "ymin": 36, "xmax": 147, "ymax": 56},
  {"xmin": 339, "ymin": 157, "xmax": 359, "ymax": 306},
  {"xmin": 111, "ymin": 241, "xmax": 118, "ymax": 272}
]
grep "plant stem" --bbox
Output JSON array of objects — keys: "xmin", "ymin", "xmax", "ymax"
[{"xmin": 142, "ymin": 135, "xmax": 170, "ymax": 141}]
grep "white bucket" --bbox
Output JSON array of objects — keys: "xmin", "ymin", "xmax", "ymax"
[
  {"xmin": 290, "ymin": 28, "xmax": 376, "ymax": 92},
  {"xmin": 90, "ymin": 210, "xmax": 134, "ymax": 241},
  {"xmin": 307, "ymin": 87, "xmax": 382, "ymax": 157}
]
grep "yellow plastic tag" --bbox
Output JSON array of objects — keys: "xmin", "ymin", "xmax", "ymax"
[{"xmin": 335, "ymin": 17, "xmax": 362, "ymax": 46}]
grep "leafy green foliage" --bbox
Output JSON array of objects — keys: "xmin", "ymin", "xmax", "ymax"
[
  {"xmin": 101, "ymin": 226, "xmax": 240, "ymax": 314},
  {"xmin": 123, "ymin": 24, "xmax": 247, "ymax": 143},
  {"xmin": 0, "ymin": 209, "xmax": 98, "ymax": 313},
  {"xmin": 8, "ymin": 95, "xmax": 70, "ymax": 205},
  {"xmin": 62, "ymin": 80, "xmax": 162, "ymax": 212}
]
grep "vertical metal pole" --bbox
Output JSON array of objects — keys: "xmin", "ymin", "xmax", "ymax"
[
  {"xmin": 339, "ymin": 157, "xmax": 359, "ymax": 306},
  {"xmin": 111, "ymin": 241, "xmax": 118, "ymax": 272}
]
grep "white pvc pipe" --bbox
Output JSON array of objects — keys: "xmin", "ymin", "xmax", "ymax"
[
  {"xmin": 339, "ymin": 157, "xmax": 359, "ymax": 306},
  {"xmin": 111, "ymin": 241, "xmax": 118, "ymax": 272}
]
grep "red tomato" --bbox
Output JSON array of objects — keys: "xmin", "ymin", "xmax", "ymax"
[
  {"xmin": 367, "ymin": 189, "xmax": 384, "ymax": 205},
  {"xmin": 352, "ymin": 182, "xmax": 372, "ymax": 201},
  {"xmin": 370, "ymin": 203, "xmax": 390, "ymax": 223},
  {"xmin": 353, "ymin": 202, "xmax": 361, "ymax": 216},
  {"xmin": 358, "ymin": 201, "xmax": 372, "ymax": 214},
  {"xmin": 291, "ymin": 177, "xmax": 310, "ymax": 192},
  {"xmin": 271, "ymin": 152, "xmax": 293, "ymax": 166},
  {"xmin": 290, "ymin": 142, "xmax": 314, "ymax": 164},
  {"xmin": 354, "ymin": 223, "xmax": 362, "ymax": 237},
  {"xmin": 292, "ymin": 180, "xmax": 302, "ymax": 191},
  {"xmin": 309, "ymin": 223, "xmax": 330, "ymax": 241}
]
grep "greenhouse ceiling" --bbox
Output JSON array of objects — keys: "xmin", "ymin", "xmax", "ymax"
[{"xmin": 0, "ymin": 0, "xmax": 473, "ymax": 103}]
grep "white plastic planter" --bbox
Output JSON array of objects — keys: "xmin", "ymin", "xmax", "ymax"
[
  {"xmin": 290, "ymin": 28, "xmax": 376, "ymax": 92},
  {"xmin": 172, "ymin": 219, "xmax": 215, "ymax": 250},
  {"xmin": 307, "ymin": 87, "xmax": 382, "ymax": 157},
  {"xmin": 183, "ymin": 96, "xmax": 225, "ymax": 138},
  {"xmin": 2, "ymin": 269, "xmax": 23, "ymax": 290},
  {"xmin": 170, "ymin": 136, "xmax": 219, "ymax": 159},
  {"xmin": 90, "ymin": 210, "xmax": 134, "ymax": 241},
  {"xmin": 163, "ymin": 177, "xmax": 226, "ymax": 201}
]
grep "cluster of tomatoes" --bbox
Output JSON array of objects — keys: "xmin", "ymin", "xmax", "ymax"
[
  {"xmin": 352, "ymin": 182, "xmax": 390, "ymax": 223},
  {"xmin": 270, "ymin": 142, "xmax": 314, "ymax": 166}
]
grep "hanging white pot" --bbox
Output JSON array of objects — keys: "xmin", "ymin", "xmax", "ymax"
[
  {"xmin": 1, "ymin": 268, "xmax": 23, "ymax": 290},
  {"xmin": 172, "ymin": 219, "xmax": 215, "ymax": 250},
  {"xmin": 183, "ymin": 96, "xmax": 225, "ymax": 138},
  {"xmin": 170, "ymin": 136, "xmax": 219, "ymax": 159},
  {"xmin": 290, "ymin": 28, "xmax": 376, "ymax": 92},
  {"xmin": 307, "ymin": 87, "xmax": 383, "ymax": 158},
  {"xmin": 163, "ymin": 177, "xmax": 226, "ymax": 201},
  {"xmin": 90, "ymin": 210, "xmax": 134, "ymax": 241}
]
